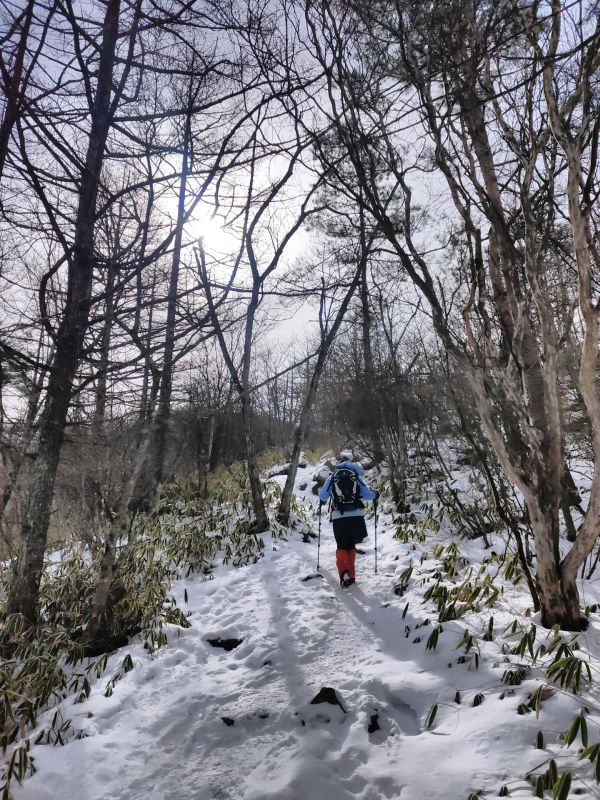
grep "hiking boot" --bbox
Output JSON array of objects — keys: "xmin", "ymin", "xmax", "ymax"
[
  {"xmin": 346, "ymin": 577, "xmax": 356, "ymax": 586},
  {"xmin": 340, "ymin": 571, "xmax": 350, "ymax": 588}
]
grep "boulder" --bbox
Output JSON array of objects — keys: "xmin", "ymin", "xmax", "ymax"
[{"xmin": 267, "ymin": 452, "xmax": 308, "ymax": 478}]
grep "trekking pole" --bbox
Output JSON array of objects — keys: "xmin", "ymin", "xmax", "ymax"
[
  {"xmin": 374, "ymin": 497, "xmax": 378, "ymax": 575},
  {"xmin": 317, "ymin": 500, "xmax": 323, "ymax": 572}
]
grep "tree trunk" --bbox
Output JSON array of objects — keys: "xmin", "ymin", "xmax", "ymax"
[
  {"xmin": 276, "ymin": 334, "xmax": 342, "ymax": 525},
  {"xmin": 240, "ymin": 390, "xmax": 269, "ymax": 532},
  {"xmin": 6, "ymin": 0, "xmax": 121, "ymax": 624},
  {"xmin": 380, "ymin": 421, "xmax": 405, "ymax": 512},
  {"xmin": 528, "ymin": 505, "xmax": 585, "ymax": 630},
  {"xmin": 197, "ymin": 413, "xmax": 215, "ymax": 499},
  {"xmin": 151, "ymin": 111, "xmax": 190, "ymax": 491},
  {"xmin": 359, "ymin": 254, "xmax": 385, "ymax": 465},
  {"xmin": 138, "ymin": 272, "xmax": 157, "ymax": 427},
  {"xmin": 93, "ymin": 259, "xmax": 116, "ymax": 433},
  {"xmin": 0, "ymin": 332, "xmax": 49, "ymax": 533}
]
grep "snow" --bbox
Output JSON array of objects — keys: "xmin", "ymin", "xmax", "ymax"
[{"xmin": 14, "ymin": 462, "xmax": 600, "ymax": 800}]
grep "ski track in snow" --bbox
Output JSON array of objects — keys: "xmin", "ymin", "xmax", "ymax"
[{"xmin": 15, "ymin": 465, "xmax": 600, "ymax": 800}]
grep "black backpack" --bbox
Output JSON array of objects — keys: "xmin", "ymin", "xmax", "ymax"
[{"xmin": 331, "ymin": 467, "xmax": 361, "ymax": 514}]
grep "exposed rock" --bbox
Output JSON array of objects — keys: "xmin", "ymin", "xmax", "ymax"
[
  {"xmin": 266, "ymin": 452, "xmax": 308, "ymax": 478},
  {"xmin": 207, "ymin": 637, "xmax": 243, "ymax": 651},
  {"xmin": 530, "ymin": 685, "xmax": 556, "ymax": 703},
  {"xmin": 266, "ymin": 462, "xmax": 290, "ymax": 478},
  {"xmin": 80, "ymin": 630, "xmax": 133, "ymax": 658},
  {"xmin": 368, "ymin": 713, "xmax": 380, "ymax": 734},
  {"xmin": 310, "ymin": 686, "xmax": 346, "ymax": 713},
  {"xmin": 221, "ymin": 717, "xmax": 235, "ymax": 726}
]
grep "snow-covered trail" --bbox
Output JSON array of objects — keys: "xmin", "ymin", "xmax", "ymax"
[
  {"xmin": 18, "ymin": 468, "xmax": 582, "ymax": 800},
  {"xmin": 22, "ymin": 524, "xmax": 426, "ymax": 800}
]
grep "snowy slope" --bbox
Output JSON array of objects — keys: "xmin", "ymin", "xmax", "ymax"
[{"xmin": 15, "ymin": 463, "xmax": 600, "ymax": 800}]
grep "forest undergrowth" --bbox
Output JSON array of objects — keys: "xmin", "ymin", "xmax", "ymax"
[
  {"xmin": 1, "ymin": 450, "xmax": 600, "ymax": 799},
  {"xmin": 0, "ymin": 456, "xmax": 311, "ymax": 799},
  {"xmin": 392, "ymin": 454, "xmax": 600, "ymax": 799}
]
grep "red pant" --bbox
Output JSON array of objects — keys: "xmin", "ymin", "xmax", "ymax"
[{"xmin": 336, "ymin": 548, "xmax": 356, "ymax": 579}]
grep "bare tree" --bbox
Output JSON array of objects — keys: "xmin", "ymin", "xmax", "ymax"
[
  {"xmin": 197, "ymin": 137, "xmax": 324, "ymax": 529},
  {"xmin": 0, "ymin": 0, "xmax": 55, "ymax": 183},
  {"xmin": 302, "ymin": 0, "xmax": 600, "ymax": 629},
  {"xmin": 7, "ymin": 0, "xmax": 128, "ymax": 622},
  {"xmin": 277, "ymin": 209, "xmax": 377, "ymax": 524}
]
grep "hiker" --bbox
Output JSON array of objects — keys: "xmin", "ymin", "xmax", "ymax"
[{"xmin": 318, "ymin": 458, "xmax": 379, "ymax": 588}]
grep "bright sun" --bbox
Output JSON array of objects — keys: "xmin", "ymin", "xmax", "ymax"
[{"xmin": 185, "ymin": 211, "xmax": 238, "ymax": 255}]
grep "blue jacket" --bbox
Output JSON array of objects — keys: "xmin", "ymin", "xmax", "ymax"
[{"xmin": 319, "ymin": 461, "xmax": 377, "ymax": 519}]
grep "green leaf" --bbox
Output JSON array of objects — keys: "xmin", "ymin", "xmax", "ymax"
[
  {"xmin": 535, "ymin": 730, "xmax": 544, "ymax": 749},
  {"xmin": 473, "ymin": 693, "xmax": 485, "ymax": 707},
  {"xmin": 533, "ymin": 775, "xmax": 546, "ymax": 797},
  {"xmin": 426, "ymin": 704, "xmax": 438, "ymax": 729},
  {"xmin": 483, "ymin": 616, "xmax": 494, "ymax": 641},
  {"xmin": 534, "ymin": 775, "xmax": 545, "ymax": 797},
  {"xmin": 426, "ymin": 627, "xmax": 442, "ymax": 652},
  {"xmin": 580, "ymin": 715, "xmax": 588, "ymax": 747},
  {"xmin": 551, "ymin": 772, "xmax": 571, "ymax": 800},
  {"xmin": 528, "ymin": 686, "xmax": 543, "ymax": 719},
  {"xmin": 564, "ymin": 714, "xmax": 580, "ymax": 746},
  {"xmin": 547, "ymin": 760, "xmax": 558, "ymax": 788},
  {"xmin": 580, "ymin": 743, "xmax": 600, "ymax": 762},
  {"xmin": 547, "ymin": 656, "xmax": 591, "ymax": 694},
  {"xmin": 499, "ymin": 785, "xmax": 509, "ymax": 796}
]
